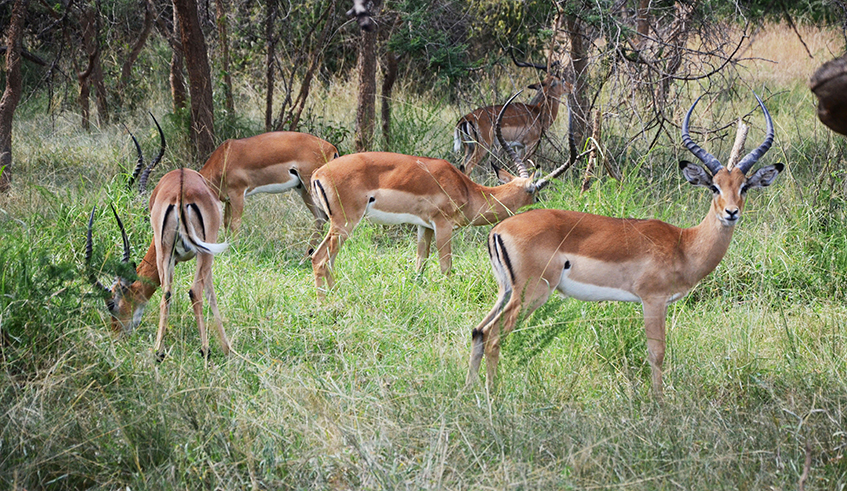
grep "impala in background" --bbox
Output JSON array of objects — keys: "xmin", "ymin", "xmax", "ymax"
[
  {"xmin": 454, "ymin": 56, "xmax": 570, "ymax": 175},
  {"xmin": 199, "ymin": 131, "xmax": 338, "ymax": 255},
  {"xmin": 310, "ymin": 92, "xmax": 581, "ymax": 299},
  {"xmin": 466, "ymin": 94, "xmax": 783, "ymax": 397}
]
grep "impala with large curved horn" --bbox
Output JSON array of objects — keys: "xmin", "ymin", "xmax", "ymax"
[
  {"xmin": 310, "ymin": 92, "xmax": 580, "ymax": 299},
  {"xmin": 453, "ymin": 52, "xmax": 571, "ymax": 175},
  {"xmin": 125, "ymin": 112, "xmax": 166, "ymax": 193},
  {"xmin": 198, "ymin": 131, "xmax": 338, "ymax": 255},
  {"xmin": 87, "ymin": 168, "xmax": 231, "ymax": 360},
  {"xmin": 466, "ymin": 94, "xmax": 783, "ymax": 396}
]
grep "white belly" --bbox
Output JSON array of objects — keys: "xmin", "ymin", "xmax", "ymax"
[
  {"xmin": 365, "ymin": 207, "xmax": 430, "ymax": 228},
  {"xmin": 557, "ymin": 272, "xmax": 640, "ymax": 303},
  {"xmin": 246, "ymin": 179, "xmax": 300, "ymax": 196}
]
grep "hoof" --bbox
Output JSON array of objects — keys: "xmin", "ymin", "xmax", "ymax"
[
  {"xmin": 155, "ymin": 350, "xmax": 166, "ymax": 363},
  {"xmin": 199, "ymin": 347, "xmax": 210, "ymax": 360}
]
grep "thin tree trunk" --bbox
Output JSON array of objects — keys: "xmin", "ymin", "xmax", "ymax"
[
  {"xmin": 636, "ymin": 0, "xmax": 650, "ymax": 48},
  {"xmin": 581, "ymin": 108, "xmax": 602, "ymax": 193},
  {"xmin": 0, "ymin": 0, "xmax": 27, "ymax": 192},
  {"xmin": 216, "ymin": 0, "xmax": 234, "ymax": 115},
  {"xmin": 655, "ymin": 1, "xmax": 697, "ymax": 106},
  {"xmin": 550, "ymin": 9, "xmax": 589, "ymax": 146},
  {"xmin": 264, "ymin": 0, "xmax": 275, "ymax": 132},
  {"xmin": 354, "ymin": 1, "xmax": 380, "ymax": 152},
  {"xmin": 80, "ymin": 5, "xmax": 108, "ymax": 126},
  {"xmin": 173, "ymin": 0, "xmax": 216, "ymax": 162},
  {"xmin": 155, "ymin": 3, "xmax": 187, "ymax": 112},
  {"xmin": 380, "ymin": 51, "xmax": 398, "ymax": 150},
  {"xmin": 120, "ymin": 0, "xmax": 155, "ymax": 92}
]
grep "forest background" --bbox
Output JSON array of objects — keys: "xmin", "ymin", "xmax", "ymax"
[{"xmin": 2, "ymin": 0, "xmax": 847, "ymax": 489}]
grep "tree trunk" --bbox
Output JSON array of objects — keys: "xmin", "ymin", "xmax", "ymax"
[
  {"xmin": 80, "ymin": 5, "xmax": 109, "ymax": 126},
  {"xmin": 380, "ymin": 51, "xmax": 398, "ymax": 150},
  {"xmin": 264, "ymin": 0, "xmax": 275, "ymax": 132},
  {"xmin": 173, "ymin": 0, "xmax": 216, "ymax": 162},
  {"xmin": 550, "ymin": 9, "xmax": 589, "ymax": 146},
  {"xmin": 0, "ymin": 0, "xmax": 27, "ymax": 192},
  {"xmin": 120, "ymin": 0, "xmax": 155, "ymax": 92},
  {"xmin": 216, "ymin": 0, "xmax": 234, "ymax": 115},
  {"xmin": 636, "ymin": 0, "xmax": 650, "ymax": 48},
  {"xmin": 354, "ymin": 1, "xmax": 381, "ymax": 152},
  {"xmin": 155, "ymin": 3, "xmax": 188, "ymax": 112},
  {"xmin": 655, "ymin": 1, "xmax": 696, "ymax": 106}
]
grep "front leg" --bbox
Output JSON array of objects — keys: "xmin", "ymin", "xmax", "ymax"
[
  {"xmin": 415, "ymin": 225, "xmax": 433, "ymax": 272},
  {"xmin": 642, "ymin": 299, "xmax": 668, "ymax": 398},
  {"xmin": 433, "ymin": 220, "xmax": 453, "ymax": 274},
  {"xmin": 297, "ymin": 182, "xmax": 327, "ymax": 257}
]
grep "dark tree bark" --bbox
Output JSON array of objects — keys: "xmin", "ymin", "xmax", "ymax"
[
  {"xmin": 636, "ymin": 0, "xmax": 650, "ymax": 48},
  {"xmin": 154, "ymin": 2, "xmax": 187, "ymax": 112},
  {"xmin": 353, "ymin": 0, "xmax": 381, "ymax": 152},
  {"xmin": 264, "ymin": 0, "xmax": 275, "ymax": 132},
  {"xmin": 380, "ymin": 51, "xmax": 398, "ymax": 150},
  {"xmin": 550, "ymin": 9, "xmax": 589, "ymax": 145},
  {"xmin": 654, "ymin": 1, "xmax": 697, "ymax": 106},
  {"xmin": 173, "ymin": 0, "xmax": 216, "ymax": 161},
  {"xmin": 216, "ymin": 0, "xmax": 234, "ymax": 115},
  {"xmin": 79, "ymin": 4, "xmax": 109, "ymax": 127},
  {"xmin": 120, "ymin": 0, "xmax": 156, "ymax": 92},
  {"xmin": 0, "ymin": 0, "xmax": 27, "ymax": 192}
]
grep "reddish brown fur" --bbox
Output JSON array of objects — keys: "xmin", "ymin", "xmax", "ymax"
[
  {"xmin": 310, "ymin": 152, "xmax": 539, "ymax": 298},
  {"xmin": 199, "ymin": 131, "xmax": 338, "ymax": 252},
  {"xmin": 455, "ymin": 76, "xmax": 571, "ymax": 175}
]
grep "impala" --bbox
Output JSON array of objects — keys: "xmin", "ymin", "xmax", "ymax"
[
  {"xmin": 454, "ymin": 64, "xmax": 570, "ymax": 175},
  {"xmin": 466, "ymin": 94, "xmax": 783, "ymax": 396},
  {"xmin": 310, "ymin": 92, "xmax": 580, "ymax": 299},
  {"xmin": 199, "ymin": 131, "xmax": 338, "ymax": 254},
  {"xmin": 87, "ymin": 167, "xmax": 231, "ymax": 360}
]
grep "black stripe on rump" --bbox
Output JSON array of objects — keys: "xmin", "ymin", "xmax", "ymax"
[
  {"xmin": 188, "ymin": 203, "xmax": 205, "ymax": 240},
  {"xmin": 314, "ymin": 180, "xmax": 332, "ymax": 217},
  {"xmin": 494, "ymin": 233, "xmax": 516, "ymax": 288},
  {"xmin": 162, "ymin": 204, "xmax": 175, "ymax": 238}
]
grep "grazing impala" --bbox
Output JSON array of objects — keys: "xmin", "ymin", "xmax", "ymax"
[
  {"xmin": 454, "ymin": 67, "xmax": 571, "ymax": 175},
  {"xmin": 87, "ymin": 167, "xmax": 231, "ymax": 360},
  {"xmin": 199, "ymin": 131, "xmax": 338, "ymax": 254},
  {"xmin": 466, "ymin": 94, "xmax": 783, "ymax": 396},
  {"xmin": 310, "ymin": 92, "xmax": 580, "ymax": 299}
]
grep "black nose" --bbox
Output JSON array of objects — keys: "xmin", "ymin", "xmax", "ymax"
[{"xmin": 725, "ymin": 208, "xmax": 739, "ymax": 219}]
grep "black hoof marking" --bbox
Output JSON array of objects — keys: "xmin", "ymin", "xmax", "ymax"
[
  {"xmin": 199, "ymin": 347, "xmax": 210, "ymax": 360},
  {"xmin": 156, "ymin": 351, "xmax": 166, "ymax": 363}
]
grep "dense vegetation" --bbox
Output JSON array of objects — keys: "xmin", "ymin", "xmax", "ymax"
[{"xmin": 1, "ymin": 3, "xmax": 846, "ymax": 490}]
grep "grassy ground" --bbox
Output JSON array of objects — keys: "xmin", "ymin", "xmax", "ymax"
[{"xmin": 1, "ymin": 23, "xmax": 847, "ymax": 490}]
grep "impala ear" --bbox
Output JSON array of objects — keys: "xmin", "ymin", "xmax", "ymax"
[
  {"xmin": 528, "ymin": 82, "xmax": 541, "ymax": 90},
  {"xmin": 680, "ymin": 160, "xmax": 713, "ymax": 187},
  {"xmin": 744, "ymin": 163, "xmax": 784, "ymax": 190}
]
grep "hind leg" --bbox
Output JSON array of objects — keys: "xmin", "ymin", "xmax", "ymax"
[{"xmin": 298, "ymin": 185, "xmax": 328, "ymax": 257}]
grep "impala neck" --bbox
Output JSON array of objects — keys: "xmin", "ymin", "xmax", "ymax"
[
  {"xmin": 540, "ymin": 97, "xmax": 560, "ymax": 127},
  {"xmin": 130, "ymin": 242, "xmax": 161, "ymax": 304},
  {"xmin": 681, "ymin": 204, "xmax": 737, "ymax": 283},
  {"xmin": 465, "ymin": 178, "xmax": 534, "ymax": 226}
]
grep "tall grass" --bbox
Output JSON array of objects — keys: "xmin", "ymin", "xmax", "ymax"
[{"xmin": 1, "ymin": 26, "xmax": 846, "ymax": 490}]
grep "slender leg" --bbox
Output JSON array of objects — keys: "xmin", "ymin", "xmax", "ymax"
[
  {"xmin": 154, "ymin": 251, "xmax": 175, "ymax": 362},
  {"xmin": 433, "ymin": 221, "xmax": 453, "ymax": 274},
  {"xmin": 226, "ymin": 189, "xmax": 246, "ymax": 233},
  {"xmin": 311, "ymin": 225, "xmax": 350, "ymax": 299},
  {"xmin": 642, "ymin": 299, "xmax": 668, "ymax": 398},
  {"xmin": 189, "ymin": 254, "xmax": 212, "ymax": 359},
  {"xmin": 416, "ymin": 226, "xmax": 433, "ymax": 272},
  {"xmin": 298, "ymin": 185, "xmax": 328, "ymax": 257},
  {"xmin": 197, "ymin": 252, "xmax": 230, "ymax": 356}
]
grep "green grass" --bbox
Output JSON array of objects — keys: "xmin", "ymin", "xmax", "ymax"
[{"xmin": 1, "ymin": 76, "xmax": 846, "ymax": 489}]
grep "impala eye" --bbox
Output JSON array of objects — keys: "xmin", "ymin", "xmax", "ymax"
[{"xmin": 709, "ymin": 184, "xmax": 719, "ymax": 194}]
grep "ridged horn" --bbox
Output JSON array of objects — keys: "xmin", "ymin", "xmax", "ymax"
[
  {"xmin": 125, "ymin": 125, "xmax": 144, "ymax": 190},
  {"xmin": 495, "ymin": 90, "xmax": 530, "ymax": 179},
  {"xmin": 681, "ymin": 96, "xmax": 723, "ymax": 175},
  {"xmin": 85, "ymin": 206, "xmax": 112, "ymax": 296},
  {"xmin": 109, "ymin": 203, "xmax": 131, "ymax": 264},
  {"xmin": 137, "ymin": 112, "xmax": 167, "ymax": 194},
  {"xmin": 735, "ymin": 92, "xmax": 774, "ymax": 175},
  {"xmin": 534, "ymin": 97, "xmax": 577, "ymax": 191},
  {"xmin": 509, "ymin": 46, "xmax": 547, "ymax": 72}
]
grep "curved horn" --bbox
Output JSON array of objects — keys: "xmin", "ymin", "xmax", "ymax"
[
  {"xmin": 85, "ymin": 206, "xmax": 112, "ymax": 296},
  {"xmin": 109, "ymin": 203, "xmax": 131, "ymax": 264},
  {"xmin": 137, "ymin": 112, "xmax": 167, "ymax": 194},
  {"xmin": 735, "ymin": 92, "xmax": 774, "ymax": 175},
  {"xmin": 125, "ymin": 124, "xmax": 145, "ymax": 190},
  {"xmin": 534, "ymin": 97, "xmax": 577, "ymax": 191},
  {"xmin": 495, "ymin": 90, "xmax": 530, "ymax": 179},
  {"xmin": 509, "ymin": 46, "xmax": 547, "ymax": 72},
  {"xmin": 681, "ymin": 96, "xmax": 723, "ymax": 175}
]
